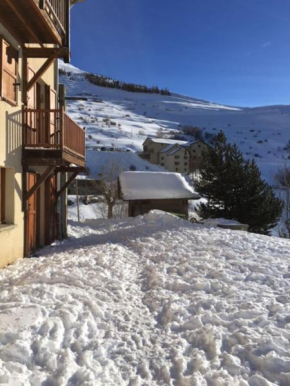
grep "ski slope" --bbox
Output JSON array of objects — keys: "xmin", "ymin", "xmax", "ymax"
[{"xmin": 60, "ymin": 61, "xmax": 290, "ymax": 183}]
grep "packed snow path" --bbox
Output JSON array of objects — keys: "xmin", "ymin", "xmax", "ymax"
[{"xmin": 0, "ymin": 212, "xmax": 290, "ymax": 385}]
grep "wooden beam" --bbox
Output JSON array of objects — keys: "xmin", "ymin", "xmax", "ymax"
[
  {"xmin": 24, "ymin": 47, "xmax": 68, "ymax": 59},
  {"xmin": 55, "ymin": 166, "xmax": 85, "ymax": 173},
  {"xmin": 3, "ymin": 0, "xmax": 44, "ymax": 46},
  {"xmin": 56, "ymin": 171, "xmax": 79, "ymax": 199},
  {"xmin": 24, "ymin": 166, "xmax": 55, "ymax": 202},
  {"xmin": 27, "ymin": 50, "xmax": 61, "ymax": 92},
  {"xmin": 0, "ymin": 11, "xmax": 25, "ymax": 46}
]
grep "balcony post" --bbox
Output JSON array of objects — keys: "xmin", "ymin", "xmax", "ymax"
[
  {"xmin": 22, "ymin": 105, "xmax": 26, "ymax": 149},
  {"xmin": 60, "ymin": 106, "xmax": 64, "ymax": 151}
]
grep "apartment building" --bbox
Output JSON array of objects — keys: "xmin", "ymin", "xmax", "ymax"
[
  {"xmin": 142, "ymin": 137, "xmax": 209, "ymax": 174},
  {"xmin": 0, "ymin": 0, "xmax": 85, "ymax": 268}
]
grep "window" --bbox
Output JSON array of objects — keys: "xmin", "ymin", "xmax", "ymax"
[
  {"xmin": 161, "ymin": 156, "xmax": 164, "ymax": 160},
  {"xmin": 176, "ymin": 168, "xmax": 179, "ymax": 172},
  {"xmin": 0, "ymin": 168, "xmax": 5, "ymax": 224},
  {"xmin": 161, "ymin": 163, "xmax": 165, "ymax": 166},
  {"xmin": 175, "ymin": 162, "xmax": 180, "ymax": 165},
  {"xmin": 0, "ymin": 38, "xmax": 18, "ymax": 105},
  {"xmin": 174, "ymin": 155, "xmax": 180, "ymax": 159},
  {"xmin": 184, "ymin": 162, "xmax": 188, "ymax": 166},
  {"xmin": 144, "ymin": 146, "xmax": 148, "ymax": 152},
  {"xmin": 0, "ymin": 168, "xmax": 14, "ymax": 226}
]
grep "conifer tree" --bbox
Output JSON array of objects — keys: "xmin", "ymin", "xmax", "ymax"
[{"xmin": 195, "ymin": 131, "xmax": 283, "ymax": 234}]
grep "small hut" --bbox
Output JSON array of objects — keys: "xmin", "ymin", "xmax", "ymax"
[{"xmin": 119, "ymin": 171, "xmax": 199, "ymax": 219}]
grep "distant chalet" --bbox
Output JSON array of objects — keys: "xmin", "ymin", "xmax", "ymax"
[
  {"xmin": 119, "ymin": 171, "xmax": 199, "ymax": 219},
  {"xmin": 141, "ymin": 137, "xmax": 209, "ymax": 175}
]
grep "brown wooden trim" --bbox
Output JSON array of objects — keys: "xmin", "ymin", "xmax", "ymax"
[{"xmin": 24, "ymin": 47, "xmax": 68, "ymax": 59}]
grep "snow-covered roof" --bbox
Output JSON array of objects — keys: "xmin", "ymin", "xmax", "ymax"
[
  {"xmin": 160, "ymin": 144, "xmax": 177, "ymax": 153},
  {"xmin": 147, "ymin": 138, "xmax": 187, "ymax": 145},
  {"xmin": 167, "ymin": 145, "xmax": 189, "ymax": 156},
  {"xmin": 119, "ymin": 171, "xmax": 199, "ymax": 200}
]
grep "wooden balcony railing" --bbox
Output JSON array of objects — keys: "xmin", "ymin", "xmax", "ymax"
[
  {"xmin": 63, "ymin": 113, "xmax": 86, "ymax": 159},
  {"xmin": 23, "ymin": 108, "xmax": 85, "ymax": 161},
  {"xmin": 40, "ymin": 0, "xmax": 69, "ymax": 43}
]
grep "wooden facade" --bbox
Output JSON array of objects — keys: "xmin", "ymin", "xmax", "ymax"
[{"xmin": 128, "ymin": 198, "xmax": 190, "ymax": 220}]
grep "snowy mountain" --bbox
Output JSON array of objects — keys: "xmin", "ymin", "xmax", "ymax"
[{"xmin": 60, "ymin": 61, "xmax": 290, "ymax": 183}]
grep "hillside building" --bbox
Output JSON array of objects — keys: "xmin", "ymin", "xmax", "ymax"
[
  {"xmin": 141, "ymin": 137, "xmax": 209, "ymax": 174},
  {"xmin": 0, "ymin": 0, "xmax": 85, "ymax": 268}
]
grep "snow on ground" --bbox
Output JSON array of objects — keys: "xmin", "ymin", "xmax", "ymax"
[
  {"xmin": 59, "ymin": 61, "xmax": 290, "ymax": 184},
  {"xmin": 67, "ymin": 196, "xmax": 128, "ymax": 221},
  {"xmin": 1, "ymin": 212, "xmax": 290, "ymax": 385}
]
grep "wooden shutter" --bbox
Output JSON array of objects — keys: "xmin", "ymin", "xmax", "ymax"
[{"xmin": 0, "ymin": 38, "xmax": 18, "ymax": 104}]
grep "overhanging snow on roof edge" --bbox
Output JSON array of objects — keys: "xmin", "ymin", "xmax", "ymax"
[{"xmin": 119, "ymin": 171, "xmax": 199, "ymax": 201}]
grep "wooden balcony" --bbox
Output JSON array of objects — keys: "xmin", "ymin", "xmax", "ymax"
[
  {"xmin": 0, "ymin": 0, "xmax": 69, "ymax": 48},
  {"xmin": 22, "ymin": 108, "xmax": 86, "ymax": 167}
]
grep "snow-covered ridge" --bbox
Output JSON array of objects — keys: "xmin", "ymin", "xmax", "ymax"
[{"xmin": 59, "ymin": 61, "xmax": 290, "ymax": 183}]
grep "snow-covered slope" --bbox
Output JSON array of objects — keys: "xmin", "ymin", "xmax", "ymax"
[
  {"xmin": 0, "ymin": 212, "xmax": 290, "ymax": 385},
  {"xmin": 60, "ymin": 61, "xmax": 290, "ymax": 183}
]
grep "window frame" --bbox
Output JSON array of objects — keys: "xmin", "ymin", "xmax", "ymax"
[{"xmin": 0, "ymin": 168, "xmax": 6, "ymax": 225}]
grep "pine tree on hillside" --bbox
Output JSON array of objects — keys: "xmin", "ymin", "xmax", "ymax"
[{"xmin": 195, "ymin": 131, "xmax": 283, "ymax": 234}]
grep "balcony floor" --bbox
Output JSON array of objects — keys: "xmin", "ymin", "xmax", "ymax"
[{"xmin": 22, "ymin": 148, "xmax": 85, "ymax": 168}]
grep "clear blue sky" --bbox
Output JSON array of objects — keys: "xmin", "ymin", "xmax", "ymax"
[{"xmin": 70, "ymin": 0, "xmax": 290, "ymax": 107}]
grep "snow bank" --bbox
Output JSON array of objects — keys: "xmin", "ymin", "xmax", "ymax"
[
  {"xmin": 0, "ymin": 213, "xmax": 290, "ymax": 385},
  {"xmin": 119, "ymin": 171, "xmax": 199, "ymax": 200}
]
